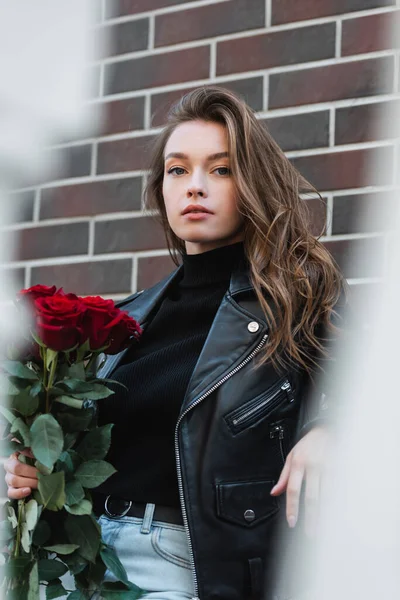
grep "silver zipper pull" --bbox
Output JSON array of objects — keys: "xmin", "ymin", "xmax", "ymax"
[
  {"xmin": 281, "ymin": 381, "xmax": 294, "ymax": 403},
  {"xmin": 270, "ymin": 424, "xmax": 284, "ymax": 439}
]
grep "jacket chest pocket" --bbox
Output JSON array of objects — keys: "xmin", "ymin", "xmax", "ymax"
[{"xmin": 224, "ymin": 377, "xmax": 294, "ymax": 435}]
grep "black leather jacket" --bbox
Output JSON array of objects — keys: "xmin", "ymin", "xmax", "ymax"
[{"xmin": 98, "ymin": 259, "xmax": 329, "ymax": 600}]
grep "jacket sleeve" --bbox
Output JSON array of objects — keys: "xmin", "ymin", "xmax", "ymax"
[{"xmin": 295, "ymin": 287, "xmax": 350, "ymax": 441}]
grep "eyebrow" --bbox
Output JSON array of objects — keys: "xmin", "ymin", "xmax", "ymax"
[{"xmin": 164, "ymin": 151, "xmax": 229, "ymax": 161}]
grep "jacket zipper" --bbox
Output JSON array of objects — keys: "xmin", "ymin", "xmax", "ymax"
[
  {"xmin": 270, "ymin": 424, "xmax": 286, "ymax": 463},
  {"xmin": 231, "ymin": 380, "xmax": 293, "ymax": 429},
  {"xmin": 174, "ymin": 333, "xmax": 268, "ymax": 600}
]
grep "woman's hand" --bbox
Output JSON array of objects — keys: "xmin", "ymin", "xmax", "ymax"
[
  {"xmin": 3, "ymin": 449, "xmax": 38, "ymax": 500},
  {"xmin": 270, "ymin": 426, "xmax": 330, "ymax": 535}
]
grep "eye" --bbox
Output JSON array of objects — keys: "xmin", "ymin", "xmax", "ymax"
[
  {"xmin": 214, "ymin": 167, "xmax": 231, "ymax": 176},
  {"xmin": 167, "ymin": 167, "xmax": 186, "ymax": 176}
]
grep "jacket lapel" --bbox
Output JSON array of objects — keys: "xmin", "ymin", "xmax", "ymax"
[
  {"xmin": 99, "ymin": 266, "xmax": 182, "ymax": 380},
  {"xmin": 179, "ymin": 259, "xmax": 268, "ymax": 413}
]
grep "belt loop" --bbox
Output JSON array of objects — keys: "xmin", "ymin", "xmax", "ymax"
[{"xmin": 140, "ymin": 503, "xmax": 155, "ymax": 534}]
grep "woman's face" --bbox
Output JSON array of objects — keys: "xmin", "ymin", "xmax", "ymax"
[{"xmin": 162, "ymin": 119, "xmax": 244, "ymax": 254}]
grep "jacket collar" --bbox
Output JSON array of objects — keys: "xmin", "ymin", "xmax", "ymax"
[{"xmin": 125, "ymin": 256, "xmax": 254, "ymax": 328}]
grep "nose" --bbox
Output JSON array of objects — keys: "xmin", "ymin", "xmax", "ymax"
[{"xmin": 186, "ymin": 171, "xmax": 207, "ymax": 199}]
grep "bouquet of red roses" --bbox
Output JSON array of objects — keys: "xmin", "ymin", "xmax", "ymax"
[{"xmin": 0, "ymin": 285, "xmax": 142, "ymax": 599}]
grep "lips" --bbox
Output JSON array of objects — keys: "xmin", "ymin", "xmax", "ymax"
[{"xmin": 182, "ymin": 204, "xmax": 213, "ymax": 215}]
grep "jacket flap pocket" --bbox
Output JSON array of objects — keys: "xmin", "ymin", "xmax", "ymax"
[{"xmin": 216, "ymin": 479, "xmax": 279, "ymax": 527}]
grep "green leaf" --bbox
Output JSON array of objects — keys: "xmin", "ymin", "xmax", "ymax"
[
  {"xmin": 63, "ymin": 433, "xmax": 78, "ymax": 452},
  {"xmin": 2, "ymin": 361, "xmax": 39, "ymax": 381},
  {"xmin": 27, "ymin": 560, "xmax": 39, "ymax": 600},
  {"xmin": 11, "ymin": 389, "xmax": 39, "ymax": 416},
  {"xmin": 7, "ymin": 505, "xmax": 18, "ymax": 528},
  {"xmin": 46, "ymin": 580, "xmax": 67, "ymax": 600},
  {"xmin": 57, "ymin": 450, "xmax": 81, "ymax": 477},
  {"xmin": 37, "ymin": 471, "xmax": 66, "ymax": 511},
  {"xmin": 65, "ymin": 480, "xmax": 85, "ymax": 506},
  {"xmin": 59, "ymin": 379, "xmax": 94, "ymax": 394},
  {"xmin": 25, "ymin": 499, "xmax": 38, "ymax": 531},
  {"xmin": 75, "ymin": 460, "xmax": 116, "ymax": 489},
  {"xmin": 76, "ymin": 424, "xmax": 113, "ymax": 461},
  {"xmin": 55, "ymin": 407, "xmax": 94, "ymax": 434},
  {"xmin": 70, "ymin": 383, "xmax": 114, "ymax": 400},
  {"xmin": 67, "ymin": 362, "xmax": 86, "ymax": 381},
  {"xmin": 0, "ymin": 374, "xmax": 20, "ymax": 395},
  {"xmin": 31, "ymin": 414, "xmax": 64, "ymax": 469},
  {"xmin": 65, "ymin": 498, "xmax": 92, "ymax": 516},
  {"xmin": 64, "ymin": 515, "xmax": 100, "ymax": 563},
  {"xmin": 8, "ymin": 556, "xmax": 32, "ymax": 578},
  {"xmin": 62, "ymin": 552, "xmax": 88, "ymax": 576},
  {"xmin": 43, "ymin": 544, "xmax": 80, "ymax": 555},
  {"xmin": 0, "ymin": 519, "xmax": 14, "ymax": 541},
  {"xmin": 35, "ymin": 458, "xmax": 53, "ymax": 475},
  {"xmin": 45, "ymin": 349, "xmax": 59, "ymax": 371},
  {"xmin": 30, "ymin": 380, "xmax": 43, "ymax": 397},
  {"xmin": 38, "ymin": 558, "xmax": 68, "ymax": 582},
  {"xmin": 100, "ymin": 581, "xmax": 143, "ymax": 599},
  {"xmin": 32, "ymin": 519, "xmax": 51, "ymax": 545},
  {"xmin": 66, "ymin": 591, "xmax": 86, "ymax": 600},
  {"xmin": 30, "ymin": 331, "xmax": 46, "ymax": 348},
  {"xmin": 21, "ymin": 521, "xmax": 31, "ymax": 553},
  {"xmin": 100, "ymin": 546, "xmax": 128, "ymax": 584},
  {"xmin": 0, "ymin": 404, "xmax": 16, "ymax": 424},
  {"xmin": 54, "ymin": 396, "xmax": 84, "ymax": 409},
  {"xmin": 11, "ymin": 417, "xmax": 31, "ymax": 447}
]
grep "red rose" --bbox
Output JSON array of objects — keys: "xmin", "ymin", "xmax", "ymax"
[
  {"xmin": 80, "ymin": 296, "xmax": 141, "ymax": 354},
  {"xmin": 34, "ymin": 293, "xmax": 87, "ymax": 352},
  {"xmin": 16, "ymin": 284, "xmax": 57, "ymax": 307},
  {"xmin": 80, "ymin": 296, "xmax": 120, "ymax": 350},
  {"xmin": 105, "ymin": 311, "xmax": 142, "ymax": 355}
]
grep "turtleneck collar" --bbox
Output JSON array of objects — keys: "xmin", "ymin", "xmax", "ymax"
[{"xmin": 180, "ymin": 242, "xmax": 245, "ymax": 288}]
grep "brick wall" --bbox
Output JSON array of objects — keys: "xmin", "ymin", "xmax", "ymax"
[{"xmin": 6, "ymin": 0, "xmax": 400, "ymax": 302}]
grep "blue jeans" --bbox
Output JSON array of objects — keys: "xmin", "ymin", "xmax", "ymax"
[
  {"xmin": 98, "ymin": 503, "xmax": 195, "ymax": 599},
  {"xmin": 53, "ymin": 503, "xmax": 195, "ymax": 599}
]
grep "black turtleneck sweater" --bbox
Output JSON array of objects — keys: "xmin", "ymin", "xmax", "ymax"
[{"xmin": 96, "ymin": 242, "xmax": 245, "ymax": 508}]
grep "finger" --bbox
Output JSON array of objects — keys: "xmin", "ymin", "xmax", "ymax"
[
  {"xmin": 7, "ymin": 486, "xmax": 32, "ymax": 500},
  {"xmin": 286, "ymin": 461, "xmax": 305, "ymax": 528},
  {"xmin": 19, "ymin": 448, "xmax": 34, "ymax": 459},
  {"xmin": 4, "ymin": 456, "xmax": 39, "ymax": 480},
  {"xmin": 271, "ymin": 452, "xmax": 293, "ymax": 496},
  {"xmin": 5, "ymin": 472, "xmax": 39, "ymax": 490},
  {"xmin": 305, "ymin": 468, "xmax": 320, "ymax": 538}
]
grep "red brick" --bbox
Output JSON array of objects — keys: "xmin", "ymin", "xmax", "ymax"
[
  {"xmin": 106, "ymin": 0, "xmax": 199, "ymax": 18},
  {"xmin": 101, "ymin": 98, "xmax": 145, "ymax": 135},
  {"xmin": 291, "ymin": 146, "xmax": 394, "ymax": 191},
  {"xmin": 104, "ymin": 46, "xmax": 210, "ymax": 95},
  {"xmin": 40, "ymin": 178, "xmax": 142, "ymax": 220},
  {"xmin": 101, "ymin": 18, "xmax": 149, "ymax": 58},
  {"xmin": 31, "ymin": 259, "xmax": 133, "ymax": 296},
  {"xmin": 342, "ymin": 10, "xmax": 399, "ymax": 56},
  {"xmin": 137, "ymin": 254, "xmax": 177, "ymax": 289},
  {"xmin": 272, "ymin": 0, "xmax": 395, "ymax": 26},
  {"xmin": 94, "ymin": 216, "xmax": 166, "ymax": 254},
  {"xmin": 304, "ymin": 197, "xmax": 327, "ymax": 236},
  {"xmin": 262, "ymin": 111, "xmax": 330, "ymax": 152},
  {"xmin": 332, "ymin": 191, "xmax": 396, "ymax": 234},
  {"xmin": 97, "ymin": 135, "xmax": 156, "ymax": 174},
  {"xmin": 335, "ymin": 99, "xmax": 400, "ymax": 145},
  {"xmin": 155, "ymin": 0, "xmax": 264, "ymax": 47},
  {"xmin": 324, "ymin": 236, "xmax": 385, "ymax": 278},
  {"xmin": 8, "ymin": 223, "xmax": 89, "ymax": 262},
  {"xmin": 150, "ymin": 78, "xmax": 264, "ymax": 127},
  {"xmin": 269, "ymin": 56, "xmax": 394, "ymax": 109},
  {"xmin": 217, "ymin": 23, "xmax": 335, "ymax": 76}
]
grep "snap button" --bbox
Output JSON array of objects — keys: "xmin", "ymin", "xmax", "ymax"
[
  {"xmin": 244, "ymin": 509, "xmax": 255, "ymax": 523},
  {"xmin": 247, "ymin": 321, "xmax": 259, "ymax": 333}
]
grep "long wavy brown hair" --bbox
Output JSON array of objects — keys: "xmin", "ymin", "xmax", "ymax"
[{"xmin": 144, "ymin": 86, "xmax": 346, "ymax": 374}]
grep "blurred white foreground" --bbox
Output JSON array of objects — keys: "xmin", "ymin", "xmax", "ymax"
[{"xmin": 0, "ymin": 0, "xmax": 105, "ymax": 342}]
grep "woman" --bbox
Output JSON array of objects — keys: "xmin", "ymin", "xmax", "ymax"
[{"xmin": 4, "ymin": 87, "xmax": 345, "ymax": 600}]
